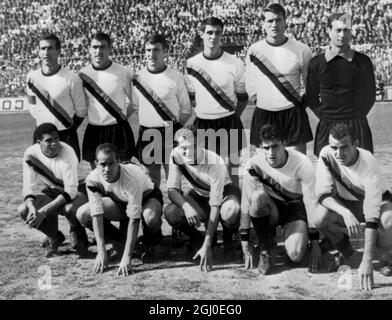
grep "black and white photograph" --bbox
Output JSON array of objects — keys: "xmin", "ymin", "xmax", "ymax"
[{"xmin": 1, "ymin": 0, "xmax": 392, "ymax": 302}]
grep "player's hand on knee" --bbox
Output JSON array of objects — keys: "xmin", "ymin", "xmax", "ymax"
[
  {"xmin": 183, "ymin": 203, "xmax": 201, "ymax": 228},
  {"xmin": 193, "ymin": 246, "xmax": 213, "ymax": 272},
  {"xmin": 25, "ymin": 208, "xmax": 37, "ymax": 227},
  {"xmin": 117, "ymin": 255, "xmax": 133, "ymax": 277},
  {"xmin": 308, "ymin": 241, "xmax": 322, "ymax": 273},
  {"xmin": 342, "ymin": 212, "xmax": 361, "ymax": 237},
  {"xmin": 358, "ymin": 259, "xmax": 374, "ymax": 291},
  {"xmin": 29, "ymin": 211, "xmax": 45, "ymax": 229},
  {"xmin": 241, "ymin": 241, "xmax": 254, "ymax": 270},
  {"xmin": 93, "ymin": 251, "xmax": 108, "ymax": 274}
]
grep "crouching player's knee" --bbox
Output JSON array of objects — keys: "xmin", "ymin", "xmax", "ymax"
[
  {"xmin": 76, "ymin": 203, "xmax": 91, "ymax": 227},
  {"xmin": 143, "ymin": 207, "xmax": 162, "ymax": 234},
  {"xmin": 249, "ymin": 189, "xmax": 271, "ymax": 218},
  {"xmin": 380, "ymin": 201, "xmax": 392, "ymax": 231},
  {"xmin": 220, "ymin": 198, "xmax": 240, "ymax": 227},
  {"xmin": 164, "ymin": 203, "xmax": 184, "ymax": 226},
  {"xmin": 18, "ymin": 203, "xmax": 28, "ymax": 221}
]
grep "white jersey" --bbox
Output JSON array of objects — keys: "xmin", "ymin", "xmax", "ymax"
[
  {"xmin": 26, "ymin": 66, "xmax": 86, "ymax": 131},
  {"xmin": 86, "ymin": 163, "xmax": 154, "ymax": 219},
  {"xmin": 316, "ymin": 146, "xmax": 386, "ymax": 221},
  {"xmin": 133, "ymin": 66, "xmax": 192, "ymax": 128},
  {"xmin": 79, "ymin": 61, "xmax": 134, "ymax": 126},
  {"xmin": 167, "ymin": 147, "xmax": 232, "ymax": 206},
  {"xmin": 23, "ymin": 142, "xmax": 79, "ymax": 201},
  {"xmin": 241, "ymin": 149, "xmax": 317, "ymax": 228},
  {"xmin": 185, "ymin": 51, "xmax": 248, "ymax": 120},
  {"xmin": 245, "ymin": 37, "xmax": 312, "ymax": 111}
]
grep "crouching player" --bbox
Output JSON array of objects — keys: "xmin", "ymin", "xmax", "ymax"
[
  {"xmin": 240, "ymin": 124, "xmax": 320, "ymax": 275},
  {"xmin": 76, "ymin": 143, "xmax": 163, "ymax": 276},
  {"xmin": 314, "ymin": 123, "xmax": 392, "ymax": 290},
  {"xmin": 18, "ymin": 123, "xmax": 88, "ymax": 257},
  {"xmin": 164, "ymin": 126, "xmax": 241, "ymax": 271}
]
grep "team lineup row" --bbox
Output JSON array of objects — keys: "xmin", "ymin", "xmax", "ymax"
[{"xmin": 19, "ymin": 3, "xmax": 387, "ymax": 291}]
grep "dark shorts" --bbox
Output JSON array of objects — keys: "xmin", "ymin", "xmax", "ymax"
[
  {"xmin": 336, "ymin": 197, "xmax": 365, "ymax": 223},
  {"xmin": 194, "ymin": 113, "xmax": 245, "ymax": 159},
  {"xmin": 82, "ymin": 122, "xmax": 136, "ymax": 163},
  {"xmin": 41, "ymin": 184, "xmax": 87, "ymax": 200},
  {"xmin": 186, "ymin": 183, "xmax": 241, "ymax": 222},
  {"xmin": 335, "ymin": 190, "xmax": 392, "ymax": 223},
  {"xmin": 136, "ymin": 123, "xmax": 182, "ymax": 165},
  {"xmin": 250, "ymin": 106, "xmax": 313, "ymax": 147},
  {"xmin": 109, "ymin": 185, "xmax": 164, "ymax": 213},
  {"xmin": 33, "ymin": 126, "xmax": 81, "ymax": 161},
  {"xmin": 271, "ymin": 197, "xmax": 308, "ymax": 226},
  {"xmin": 314, "ymin": 118, "xmax": 373, "ymax": 157}
]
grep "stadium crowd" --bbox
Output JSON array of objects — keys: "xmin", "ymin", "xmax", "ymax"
[{"xmin": 1, "ymin": 0, "xmax": 392, "ymax": 97}]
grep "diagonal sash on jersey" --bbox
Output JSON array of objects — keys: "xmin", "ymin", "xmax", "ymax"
[
  {"xmin": 321, "ymin": 157, "xmax": 365, "ymax": 200},
  {"xmin": 87, "ymin": 183, "xmax": 127, "ymax": 207},
  {"xmin": 79, "ymin": 72, "xmax": 127, "ymax": 124},
  {"xmin": 186, "ymin": 64, "xmax": 236, "ymax": 112},
  {"xmin": 248, "ymin": 167, "xmax": 302, "ymax": 202},
  {"xmin": 27, "ymin": 81, "xmax": 74, "ymax": 128},
  {"xmin": 132, "ymin": 77, "xmax": 178, "ymax": 123},
  {"xmin": 249, "ymin": 51, "xmax": 303, "ymax": 107},
  {"xmin": 26, "ymin": 155, "xmax": 64, "ymax": 188},
  {"xmin": 172, "ymin": 157, "xmax": 210, "ymax": 192}
]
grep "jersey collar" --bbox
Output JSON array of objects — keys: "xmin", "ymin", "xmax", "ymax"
[{"xmin": 325, "ymin": 46, "xmax": 354, "ymax": 63}]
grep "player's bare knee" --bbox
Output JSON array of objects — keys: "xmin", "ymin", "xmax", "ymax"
[
  {"xmin": 164, "ymin": 203, "xmax": 183, "ymax": 226},
  {"xmin": 220, "ymin": 200, "xmax": 240, "ymax": 224},
  {"xmin": 380, "ymin": 210, "xmax": 392, "ymax": 230},
  {"xmin": 76, "ymin": 204, "xmax": 91, "ymax": 226},
  {"xmin": 312, "ymin": 205, "xmax": 331, "ymax": 229},
  {"xmin": 286, "ymin": 241, "xmax": 306, "ymax": 262},
  {"xmin": 249, "ymin": 190, "xmax": 270, "ymax": 217},
  {"xmin": 18, "ymin": 204, "xmax": 28, "ymax": 220},
  {"xmin": 143, "ymin": 208, "xmax": 162, "ymax": 231}
]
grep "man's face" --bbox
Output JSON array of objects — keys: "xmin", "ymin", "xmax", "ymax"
[
  {"xmin": 328, "ymin": 19, "xmax": 352, "ymax": 48},
  {"xmin": 145, "ymin": 42, "xmax": 166, "ymax": 70},
  {"xmin": 95, "ymin": 151, "xmax": 120, "ymax": 183},
  {"xmin": 329, "ymin": 135, "xmax": 358, "ymax": 166},
  {"xmin": 201, "ymin": 24, "xmax": 223, "ymax": 51},
  {"xmin": 90, "ymin": 39, "xmax": 111, "ymax": 68},
  {"xmin": 261, "ymin": 139, "xmax": 286, "ymax": 168},
  {"xmin": 38, "ymin": 131, "xmax": 61, "ymax": 158},
  {"xmin": 263, "ymin": 12, "xmax": 286, "ymax": 39},
  {"xmin": 38, "ymin": 40, "xmax": 60, "ymax": 66},
  {"xmin": 177, "ymin": 136, "xmax": 197, "ymax": 164}
]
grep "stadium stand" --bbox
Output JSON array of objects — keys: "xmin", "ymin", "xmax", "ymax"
[{"xmin": 1, "ymin": 0, "xmax": 392, "ymax": 97}]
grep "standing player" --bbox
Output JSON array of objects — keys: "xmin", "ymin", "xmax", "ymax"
[
  {"xmin": 133, "ymin": 33, "xmax": 192, "ymax": 187},
  {"xmin": 240, "ymin": 124, "xmax": 320, "ymax": 275},
  {"xmin": 164, "ymin": 126, "xmax": 241, "ymax": 271},
  {"xmin": 26, "ymin": 34, "xmax": 86, "ymax": 160},
  {"xmin": 17, "ymin": 123, "xmax": 88, "ymax": 257},
  {"xmin": 246, "ymin": 3, "xmax": 313, "ymax": 154},
  {"xmin": 79, "ymin": 32, "xmax": 136, "ymax": 168},
  {"xmin": 185, "ymin": 17, "xmax": 248, "ymax": 187},
  {"xmin": 76, "ymin": 143, "xmax": 164, "ymax": 275},
  {"xmin": 306, "ymin": 12, "xmax": 376, "ymax": 156},
  {"xmin": 314, "ymin": 123, "xmax": 392, "ymax": 290}
]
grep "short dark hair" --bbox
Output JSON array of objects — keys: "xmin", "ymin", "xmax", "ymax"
[
  {"xmin": 91, "ymin": 32, "xmax": 112, "ymax": 47},
  {"xmin": 259, "ymin": 124, "xmax": 286, "ymax": 143},
  {"xmin": 328, "ymin": 12, "xmax": 349, "ymax": 29},
  {"xmin": 145, "ymin": 33, "xmax": 168, "ymax": 50},
  {"xmin": 95, "ymin": 143, "xmax": 119, "ymax": 161},
  {"xmin": 34, "ymin": 123, "xmax": 59, "ymax": 141},
  {"xmin": 200, "ymin": 17, "xmax": 224, "ymax": 32},
  {"xmin": 40, "ymin": 33, "xmax": 61, "ymax": 50},
  {"xmin": 329, "ymin": 122, "xmax": 357, "ymax": 142},
  {"xmin": 264, "ymin": 2, "xmax": 286, "ymax": 20}
]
